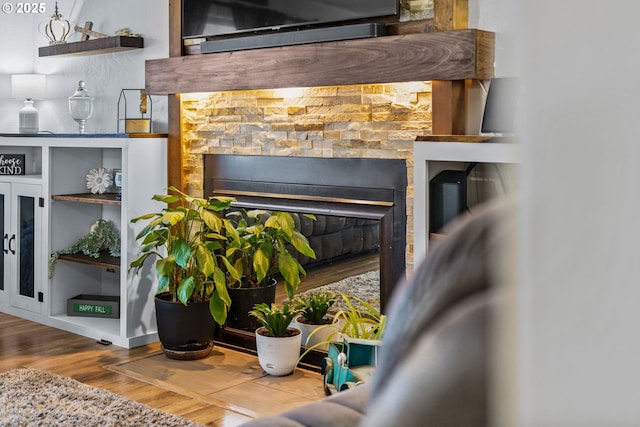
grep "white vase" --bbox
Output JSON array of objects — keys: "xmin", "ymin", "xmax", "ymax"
[
  {"xmin": 255, "ymin": 326, "xmax": 302, "ymax": 376},
  {"xmin": 290, "ymin": 315, "xmax": 340, "ymax": 351}
]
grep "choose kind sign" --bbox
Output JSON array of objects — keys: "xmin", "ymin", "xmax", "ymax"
[{"xmin": 0, "ymin": 154, "xmax": 25, "ymax": 175}]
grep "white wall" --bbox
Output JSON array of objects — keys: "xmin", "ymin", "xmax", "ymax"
[
  {"xmin": 518, "ymin": 1, "xmax": 640, "ymax": 425},
  {"xmin": 0, "ymin": 0, "xmax": 168, "ymax": 134},
  {"xmin": 467, "ymin": 0, "xmax": 518, "ymax": 134},
  {"xmin": 469, "ymin": 0, "xmax": 518, "ymax": 78},
  {"xmin": 474, "ymin": 0, "xmax": 640, "ymax": 425}
]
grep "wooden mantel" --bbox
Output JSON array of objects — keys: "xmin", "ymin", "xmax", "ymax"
[{"xmin": 145, "ymin": 29, "xmax": 494, "ymax": 95}]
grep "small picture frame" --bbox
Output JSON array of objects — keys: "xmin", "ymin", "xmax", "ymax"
[{"xmin": 113, "ymin": 168, "xmax": 123, "ymax": 190}]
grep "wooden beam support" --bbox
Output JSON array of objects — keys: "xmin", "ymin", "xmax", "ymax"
[
  {"xmin": 434, "ymin": 0, "xmax": 469, "ymax": 31},
  {"xmin": 432, "ymin": 80, "xmax": 468, "ymax": 135},
  {"xmin": 168, "ymin": 0, "xmax": 183, "ymax": 190},
  {"xmin": 169, "ymin": 0, "xmax": 182, "ymax": 58},
  {"xmin": 432, "ymin": 0, "xmax": 471, "ymax": 135}
]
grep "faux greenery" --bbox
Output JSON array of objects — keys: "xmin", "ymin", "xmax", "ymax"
[
  {"xmin": 48, "ymin": 219, "xmax": 120, "ymax": 278},
  {"xmin": 223, "ymin": 209, "xmax": 316, "ymax": 299},
  {"xmin": 292, "ymin": 291, "xmax": 338, "ymax": 324},
  {"xmin": 129, "ymin": 186, "xmax": 241, "ymax": 325},
  {"xmin": 249, "ymin": 302, "xmax": 301, "ymax": 338}
]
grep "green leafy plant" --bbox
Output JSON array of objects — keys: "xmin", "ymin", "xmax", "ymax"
[
  {"xmin": 298, "ymin": 293, "xmax": 386, "ymax": 362},
  {"xmin": 292, "ymin": 291, "xmax": 338, "ymax": 324},
  {"xmin": 249, "ymin": 302, "xmax": 302, "ymax": 337},
  {"xmin": 223, "ymin": 209, "xmax": 316, "ymax": 299},
  {"xmin": 334, "ymin": 294, "xmax": 386, "ymax": 340},
  {"xmin": 129, "ymin": 186, "xmax": 241, "ymax": 325}
]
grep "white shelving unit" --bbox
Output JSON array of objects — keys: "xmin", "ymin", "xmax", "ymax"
[
  {"xmin": 0, "ymin": 135, "xmax": 167, "ymax": 348},
  {"xmin": 413, "ymin": 136, "xmax": 521, "ymax": 263}
]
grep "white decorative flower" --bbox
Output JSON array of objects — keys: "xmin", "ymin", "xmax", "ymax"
[{"xmin": 86, "ymin": 167, "xmax": 113, "ymax": 194}]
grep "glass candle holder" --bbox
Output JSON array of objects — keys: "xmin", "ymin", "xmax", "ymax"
[{"xmin": 68, "ymin": 80, "xmax": 94, "ymax": 134}]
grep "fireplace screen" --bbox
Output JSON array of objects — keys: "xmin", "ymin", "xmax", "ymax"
[{"xmin": 204, "ymin": 154, "xmax": 407, "ymax": 358}]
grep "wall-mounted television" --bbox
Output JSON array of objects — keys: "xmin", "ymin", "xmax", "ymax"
[{"xmin": 182, "ymin": 0, "xmax": 400, "ymax": 39}]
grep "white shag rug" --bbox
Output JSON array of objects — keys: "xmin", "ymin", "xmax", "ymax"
[
  {"xmin": 296, "ymin": 270, "xmax": 380, "ymax": 313},
  {"xmin": 0, "ymin": 368, "xmax": 202, "ymax": 426}
]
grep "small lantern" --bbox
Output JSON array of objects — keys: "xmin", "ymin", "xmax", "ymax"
[{"xmin": 68, "ymin": 81, "xmax": 94, "ymax": 134}]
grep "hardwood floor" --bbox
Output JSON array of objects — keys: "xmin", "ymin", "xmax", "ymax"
[
  {"xmin": 0, "ymin": 255, "xmax": 379, "ymax": 426},
  {"xmin": 0, "ymin": 312, "xmax": 310, "ymax": 426}
]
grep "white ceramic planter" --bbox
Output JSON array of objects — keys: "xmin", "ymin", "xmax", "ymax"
[
  {"xmin": 255, "ymin": 326, "xmax": 302, "ymax": 376},
  {"xmin": 290, "ymin": 315, "xmax": 341, "ymax": 350}
]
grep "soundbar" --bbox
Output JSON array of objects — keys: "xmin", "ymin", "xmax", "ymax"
[{"xmin": 201, "ymin": 23, "xmax": 387, "ymax": 54}]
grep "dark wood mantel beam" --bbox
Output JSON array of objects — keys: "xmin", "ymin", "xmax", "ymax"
[{"xmin": 146, "ymin": 29, "xmax": 494, "ymax": 95}]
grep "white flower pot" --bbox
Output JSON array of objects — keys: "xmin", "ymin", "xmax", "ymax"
[
  {"xmin": 255, "ymin": 326, "xmax": 302, "ymax": 376},
  {"xmin": 290, "ymin": 315, "xmax": 340, "ymax": 351}
]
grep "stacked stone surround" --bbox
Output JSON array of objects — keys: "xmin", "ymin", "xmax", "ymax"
[
  {"xmin": 400, "ymin": 0, "xmax": 435, "ymax": 21},
  {"xmin": 181, "ymin": 82, "xmax": 433, "ymax": 265}
]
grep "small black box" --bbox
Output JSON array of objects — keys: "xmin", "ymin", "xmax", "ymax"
[{"xmin": 429, "ymin": 170, "xmax": 467, "ymax": 233}]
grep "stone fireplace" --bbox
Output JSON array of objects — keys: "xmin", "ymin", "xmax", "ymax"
[
  {"xmin": 143, "ymin": 12, "xmax": 496, "ymax": 358},
  {"xmin": 181, "ymin": 82, "xmax": 434, "ymax": 271}
]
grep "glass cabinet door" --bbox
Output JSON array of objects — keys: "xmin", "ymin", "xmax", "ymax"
[
  {"xmin": 0, "ymin": 182, "xmax": 9, "ymax": 294},
  {"xmin": 18, "ymin": 194, "xmax": 35, "ymax": 299},
  {"xmin": 8, "ymin": 183, "xmax": 42, "ymax": 313}
]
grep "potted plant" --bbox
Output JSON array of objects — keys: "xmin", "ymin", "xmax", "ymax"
[
  {"xmin": 249, "ymin": 302, "xmax": 303, "ymax": 376},
  {"xmin": 302, "ymin": 293, "xmax": 386, "ymax": 394},
  {"xmin": 222, "ymin": 209, "xmax": 316, "ymax": 331},
  {"xmin": 290, "ymin": 291, "xmax": 338, "ymax": 350},
  {"xmin": 129, "ymin": 186, "xmax": 240, "ymax": 359}
]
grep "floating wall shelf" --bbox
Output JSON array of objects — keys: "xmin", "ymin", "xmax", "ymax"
[{"xmin": 39, "ymin": 36, "xmax": 144, "ymax": 57}]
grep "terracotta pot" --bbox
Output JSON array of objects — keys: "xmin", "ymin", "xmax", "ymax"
[{"xmin": 255, "ymin": 326, "xmax": 302, "ymax": 376}]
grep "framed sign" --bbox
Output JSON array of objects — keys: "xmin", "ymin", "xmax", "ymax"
[
  {"xmin": 0, "ymin": 154, "xmax": 25, "ymax": 175},
  {"xmin": 113, "ymin": 168, "xmax": 123, "ymax": 190}
]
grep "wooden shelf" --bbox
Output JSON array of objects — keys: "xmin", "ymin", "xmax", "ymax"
[
  {"xmin": 416, "ymin": 135, "xmax": 516, "ymax": 143},
  {"xmin": 39, "ymin": 36, "xmax": 143, "ymax": 57},
  {"xmin": 429, "ymin": 232, "xmax": 447, "ymax": 241},
  {"xmin": 58, "ymin": 252, "xmax": 120, "ymax": 270},
  {"xmin": 52, "ymin": 193, "xmax": 121, "ymax": 206}
]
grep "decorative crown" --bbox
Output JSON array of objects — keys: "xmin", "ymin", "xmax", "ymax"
[{"xmin": 39, "ymin": 2, "xmax": 71, "ymax": 45}]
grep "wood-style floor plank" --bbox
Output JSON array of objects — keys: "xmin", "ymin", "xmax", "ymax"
[
  {"xmin": 0, "ymin": 312, "xmax": 260, "ymax": 426},
  {"xmin": 0, "ymin": 255, "xmax": 376, "ymax": 425}
]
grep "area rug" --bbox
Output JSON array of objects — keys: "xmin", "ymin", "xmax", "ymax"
[
  {"xmin": 0, "ymin": 368, "xmax": 202, "ymax": 426},
  {"xmin": 295, "ymin": 270, "xmax": 380, "ymax": 313}
]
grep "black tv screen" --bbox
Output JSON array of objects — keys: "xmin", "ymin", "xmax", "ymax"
[{"xmin": 183, "ymin": 0, "xmax": 400, "ymax": 39}]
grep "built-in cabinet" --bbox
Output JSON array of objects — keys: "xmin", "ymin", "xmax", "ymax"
[
  {"xmin": 0, "ymin": 181, "xmax": 43, "ymax": 314},
  {"xmin": 0, "ymin": 135, "xmax": 167, "ymax": 348},
  {"xmin": 412, "ymin": 136, "xmax": 521, "ymax": 263}
]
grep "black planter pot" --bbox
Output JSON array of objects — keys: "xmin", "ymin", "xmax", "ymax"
[
  {"xmin": 154, "ymin": 293, "xmax": 215, "ymax": 360},
  {"xmin": 226, "ymin": 278, "xmax": 277, "ymax": 332}
]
